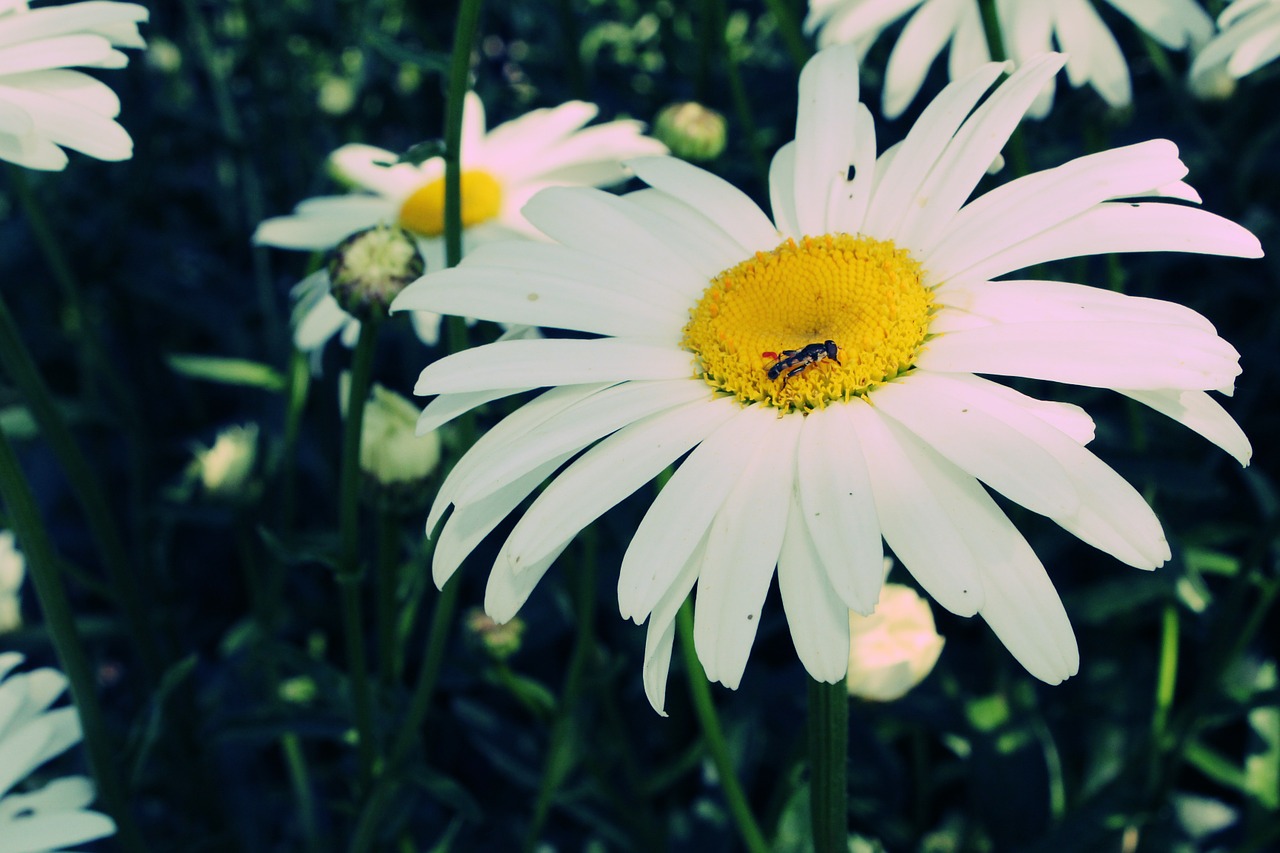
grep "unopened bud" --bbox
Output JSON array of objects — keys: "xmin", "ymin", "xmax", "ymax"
[
  {"xmin": 191, "ymin": 424, "xmax": 259, "ymax": 503},
  {"xmin": 0, "ymin": 531, "xmax": 24, "ymax": 633},
  {"xmin": 846, "ymin": 583, "xmax": 944, "ymax": 701},
  {"xmin": 653, "ymin": 101, "xmax": 727, "ymax": 162},
  {"xmin": 466, "ymin": 608, "xmax": 525, "ymax": 661},
  {"xmin": 328, "ymin": 224, "xmax": 424, "ymax": 320}
]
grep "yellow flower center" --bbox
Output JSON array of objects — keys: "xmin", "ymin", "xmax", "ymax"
[
  {"xmin": 397, "ymin": 170, "xmax": 503, "ymax": 237},
  {"xmin": 682, "ymin": 234, "xmax": 933, "ymax": 412}
]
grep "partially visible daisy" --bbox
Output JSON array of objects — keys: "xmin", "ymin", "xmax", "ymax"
[
  {"xmin": 0, "ymin": 530, "xmax": 23, "ymax": 632},
  {"xmin": 1190, "ymin": 0, "xmax": 1280, "ymax": 98},
  {"xmin": 0, "ymin": 653, "xmax": 116, "ymax": 850},
  {"xmin": 0, "ymin": 0, "xmax": 149, "ymax": 170},
  {"xmin": 805, "ymin": 0, "xmax": 1213, "ymax": 118},
  {"xmin": 393, "ymin": 47, "xmax": 1260, "ymax": 714},
  {"xmin": 255, "ymin": 92, "xmax": 667, "ymax": 357}
]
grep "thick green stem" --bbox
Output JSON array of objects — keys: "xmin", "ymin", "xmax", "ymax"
[
  {"xmin": 281, "ymin": 732, "xmax": 322, "ymax": 853},
  {"xmin": 337, "ymin": 317, "xmax": 381, "ymax": 792},
  {"xmin": 0, "ymin": 292, "xmax": 162, "ymax": 682},
  {"xmin": 375, "ymin": 508, "xmax": 399, "ymax": 684},
  {"xmin": 0, "ymin": 427, "xmax": 148, "ymax": 852},
  {"xmin": 443, "ymin": 0, "xmax": 484, "ymax": 270},
  {"xmin": 676, "ymin": 602, "xmax": 770, "ymax": 853},
  {"xmin": 808, "ymin": 676, "xmax": 848, "ymax": 853}
]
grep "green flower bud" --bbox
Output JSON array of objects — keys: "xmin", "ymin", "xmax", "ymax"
[
  {"xmin": 327, "ymin": 224, "xmax": 424, "ymax": 320},
  {"xmin": 653, "ymin": 101, "xmax": 728, "ymax": 162},
  {"xmin": 346, "ymin": 379, "xmax": 441, "ymax": 512},
  {"xmin": 190, "ymin": 424, "xmax": 259, "ymax": 503},
  {"xmin": 466, "ymin": 608, "xmax": 525, "ymax": 662}
]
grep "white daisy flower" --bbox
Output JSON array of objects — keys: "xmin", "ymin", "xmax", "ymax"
[
  {"xmin": 391, "ymin": 47, "xmax": 1261, "ymax": 714},
  {"xmin": 1190, "ymin": 0, "xmax": 1280, "ymax": 97},
  {"xmin": 0, "ymin": 0, "xmax": 148, "ymax": 170},
  {"xmin": 254, "ymin": 92, "xmax": 667, "ymax": 357},
  {"xmin": 0, "ymin": 530, "xmax": 24, "ymax": 632},
  {"xmin": 0, "ymin": 653, "xmax": 116, "ymax": 851},
  {"xmin": 805, "ymin": 0, "xmax": 1213, "ymax": 119}
]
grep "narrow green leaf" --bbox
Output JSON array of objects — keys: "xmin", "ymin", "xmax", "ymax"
[{"xmin": 167, "ymin": 354, "xmax": 286, "ymax": 392}]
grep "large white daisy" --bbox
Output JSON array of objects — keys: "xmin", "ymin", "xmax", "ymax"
[
  {"xmin": 0, "ymin": 653, "xmax": 116, "ymax": 851},
  {"xmin": 0, "ymin": 0, "xmax": 148, "ymax": 170},
  {"xmin": 391, "ymin": 47, "xmax": 1261, "ymax": 714},
  {"xmin": 1190, "ymin": 0, "xmax": 1280, "ymax": 97},
  {"xmin": 805, "ymin": 0, "xmax": 1213, "ymax": 119},
  {"xmin": 255, "ymin": 92, "xmax": 667, "ymax": 356}
]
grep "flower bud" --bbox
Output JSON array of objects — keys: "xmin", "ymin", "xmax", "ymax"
[
  {"xmin": 327, "ymin": 224, "xmax": 424, "ymax": 320},
  {"xmin": 846, "ymin": 583, "xmax": 944, "ymax": 701},
  {"xmin": 351, "ymin": 380, "xmax": 441, "ymax": 511},
  {"xmin": 653, "ymin": 101, "xmax": 728, "ymax": 162},
  {"xmin": 191, "ymin": 424, "xmax": 259, "ymax": 503},
  {"xmin": 465, "ymin": 608, "xmax": 525, "ymax": 662},
  {"xmin": 0, "ymin": 530, "xmax": 24, "ymax": 633}
]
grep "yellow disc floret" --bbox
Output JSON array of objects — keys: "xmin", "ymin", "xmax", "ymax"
[
  {"xmin": 682, "ymin": 234, "xmax": 933, "ymax": 412},
  {"xmin": 398, "ymin": 170, "xmax": 503, "ymax": 237}
]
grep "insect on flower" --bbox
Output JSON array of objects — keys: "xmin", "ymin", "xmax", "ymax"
[{"xmin": 765, "ymin": 340, "xmax": 841, "ymax": 389}]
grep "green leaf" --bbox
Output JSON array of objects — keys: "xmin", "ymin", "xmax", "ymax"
[
  {"xmin": 167, "ymin": 354, "xmax": 286, "ymax": 392},
  {"xmin": 1246, "ymin": 661, "xmax": 1280, "ymax": 809},
  {"xmin": 1185, "ymin": 739, "xmax": 1248, "ymax": 793}
]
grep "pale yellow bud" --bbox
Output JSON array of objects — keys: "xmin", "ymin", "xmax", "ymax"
[
  {"xmin": 0, "ymin": 531, "xmax": 24, "ymax": 633},
  {"xmin": 653, "ymin": 101, "xmax": 728, "ymax": 162},
  {"xmin": 847, "ymin": 583, "xmax": 944, "ymax": 702},
  {"xmin": 192, "ymin": 424, "xmax": 259, "ymax": 501}
]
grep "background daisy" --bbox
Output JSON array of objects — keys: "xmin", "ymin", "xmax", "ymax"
[
  {"xmin": 1190, "ymin": 0, "xmax": 1280, "ymax": 97},
  {"xmin": 805, "ymin": 0, "xmax": 1213, "ymax": 118},
  {"xmin": 393, "ymin": 46, "xmax": 1260, "ymax": 714},
  {"xmin": 254, "ymin": 92, "xmax": 666, "ymax": 356},
  {"xmin": 0, "ymin": 653, "xmax": 116, "ymax": 852},
  {"xmin": 0, "ymin": 0, "xmax": 148, "ymax": 170}
]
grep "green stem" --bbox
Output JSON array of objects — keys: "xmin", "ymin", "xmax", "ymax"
[
  {"xmin": 808, "ymin": 676, "xmax": 848, "ymax": 853},
  {"xmin": 0, "ymin": 292, "xmax": 162, "ymax": 683},
  {"xmin": 761, "ymin": 0, "xmax": 811, "ymax": 70},
  {"xmin": 281, "ymin": 732, "xmax": 322, "ymax": 853},
  {"xmin": 0, "ymin": 427, "xmax": 148, "ymax": 852},
  {"xmin": 443, "ymin": 0, "xmax": 485, "ymax": 270},
  {"xmin": 676, "ymin": 602, "xmax": 770, "ymax": 853},
  {"xmin": 375, "ymin": 507, "xmax": 399, "ymax": 684},
  {"xmin": 337, "ymin": 317, "xmax": 381, "ymax": 792},
  {"xmin": 525, "ymin": 539, "xmax": 597, "ymax": 850},
  {"xmin": 1145, "ymin": 601, "xmax": 1180, "ymax": 796}
]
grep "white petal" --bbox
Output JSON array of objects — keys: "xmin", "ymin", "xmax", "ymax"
[
  {"xmin": 433, "ymin": 453, "xmax": 572, "ymax": 587},
  {"xmin": 882, "ymin": 0, "xmax": 968, "ymax": 119},
  {"xmin": 641, "ymin": 540, "xmax": 704, "ymax": 716},
  {"xmin": 911, "ymin": 370, "xmax": 1096, "ymax": 444},
  {"xmin": 484, "ymin": 541, "xmax": 571, "ymax": 624},
  {"xmin": 499, "ymin": 395, "xmax": 740, "ymax": 571},
  {"xmin": 1104, "ymin": 0, "xmax": 1212, "ymax": 49},
  {"xmin": 872, "ymin": 374, "xmax": 1082, "ymax": 517},
  {"xmin": 1227, "ymin": 20, "xmax": 1280, "ymax": 77},
  {"xmin": 794, "ymin": 44, "xmax": 861, "ymax": 236},
  {"xmin": 426, "ymin": 383, "xmax": 614, "ymax": 534},
  {"xmin": 0, "ymin": 2, "xmax": 147, "ymax": 48},
  {"xmin": 768, "ymin": 142, "xmax": 801, "ymax": 240},
  {"xmin": 392, "ymin": 243, "xmax": 687, "ymax": 337},
  {"xmin": 328, "ymin": 143, "xmax": 422, "ymax": 197},
  {"xmin": 1120, "ymin": 388, "xmax": 1252, "ymax": 466},
  {"xmin": 1, "ymin": 69, "xmax": 118, "ymax": 116},
  {"xmin": 0, "ymin": 811, "xmax": 116, "ymax": 852},
  {"xmin": 253, "ymin": 196, "xmax": 392, "ymax": 250},
  {"xmin": 862, "ymin": 60, "xmax": 1007, "ymax": 239},
  {"xmin": 917, "ymin": 321, "xmax": 1242, "ymax": 394},
  {"xmin": 828, "ymin": 102, "xmax": 878, "ymax": 235},
  {"xmin": 495, "ymin": 120, "xmax": 666, "ymax": 187},
  {"xmin": 693, "ymin": 409, "xmax": 799, "ymax": 688},
  {"xmin": 521, "ymin": 187, "xmax": 710, "ymax": 291},
  {"xmin": 412, "ymin": 338, "xmax": 691, "ymax": 396},
  {"xmin": 926, "ymin": 139, "xmax": 1188, "ymax": 279},
  {"xmin": 1054, "ymin": 0, "xmax": 1131, "ymax": 108},
  {"xmin": 618, "ymin": 404, "xmax": 769, "ymax": 622},
  {"xmin": 625, "ymin": 187, "xmax": 753, "ymax": 274},
  {"xmin": 451, "ymin": 380, "xmax": 711, "ymax": 506},
  {"xmin": 935, "ymin": 278, "xmax": 1217, "ymax": 333},
  {"xmin": 415, "ymin": 387, "xmax": 532, "ymax": 435},
  {"xmin": 0, "ymin": 34, "xmax": 113, "ymax": 74},
  {"xmin": 626, "ymin": 156, "xmax": 779, "ymax": 253},
  {"xmin": 896, "ymin": 54, "xmax": 1067, "ymax": 251},
  {"xmin": 795, "ymin": 405, "xmax": 883, "ymax": 614},
  {"xmin": 843, "ymin": 400, "xmax": 983, "ymax": 616},
  {"xmin": 947, "ymin": 202, "xmax": 1264, "ymax": 284},
  {"xmin": 777, "ymin": 489, "xmax": 852, "ymax": 682},
  {"xmin": 0, "ymin": 80, "xmax": 129, "ymax": 160}
]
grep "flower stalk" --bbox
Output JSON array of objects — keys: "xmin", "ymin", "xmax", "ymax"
[
  {"xmin": 676, "ymin": 601, "xmax": 770, "ymax": 853},
  {"xmin": 808, "ymin": 675, "xmax": 849, "ymax": 853}
]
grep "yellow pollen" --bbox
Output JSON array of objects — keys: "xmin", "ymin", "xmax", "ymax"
[
  {"xmin": 397, "ymin": 170, "xmax": 503, "ymax": 237},
  {"xmin": 682, "ymin": 234, "xmax": 933, "ymax": 413}
]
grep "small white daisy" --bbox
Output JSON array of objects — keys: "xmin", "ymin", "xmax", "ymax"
[
  {"xmin": 254, "ymin": 92, "xmax": 667, "ymax": 356},
  {"xmin": 0, "ymin": 653, "xmax": 116, "ymax": 851},
  {"xmin": 1190, "ymin": 0, "xmax": 1280, "ymax": 97},
  {"xmin": 805, "ymin": 0, "xmax": 1213, "ymax": 118},
  {"xmin": 392, "ymin": 47, "xmax": 1261, "ymax": 714},
  {"xmin": 0, "ymin": 0, "xmax": 148, "ymax": 170}
]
